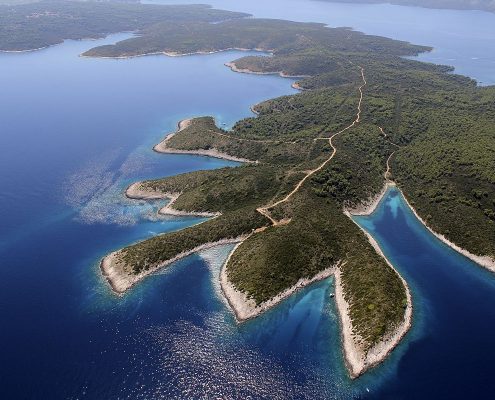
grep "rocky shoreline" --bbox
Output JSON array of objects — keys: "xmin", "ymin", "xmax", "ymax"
[{"xmin": 153, "ymin": 119, "xmax": 255, "ymax": 163}]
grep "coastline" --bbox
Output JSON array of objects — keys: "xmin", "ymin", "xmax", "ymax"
[
  {"xmin": 219, "ymin": 241, "xmax": 338, "ymax": 321},
  {"xmin": 345, "ymin": 182, "xmax": 394, "ymax": 216},
  {"xmin": 0, "ymin": 45, "xmax": 50, "ymax": 53},
  {"xmin": 81, "ymin": 46, "xmax": 274, "ymax": 60},
  {"xmin": 398, "ymin": 188, "xmax": 495, "ymax": 272},
  {"xmin": 338, "ymin": 177, "xmax": 495, "ymax": 375},
  {"xmin": 347, "ymin": 179, "xmax": 495, "ymax": 272},
  {"xmin": 100, "ymin": 236, "xmax": 248, "ymax": 294},
  {"xmin": 224, "ymin": 61, "xmax": 311, "ymax": 79},
  {"xmin": 126, "ymin": 182, "xmax": 220, "ymax": 217},
  {"xmin": 340, "ymin": 181, "xmax": 412, "ymax": 378},
  {"xmin": 334, "ymin": 264, "xmax": 412, "ymax": 378},
  {"xmin": 117, "ymin": 179, "xmax": 415, "ymax": 378},
  {"xmin": 107, "ymin": 50, "xmax": 307, "ymax": 91},
  {"xmin": 4, "ymin": 32, "xmax": 128, "ymax": 55},
  {"xmin": 153, "ymin": 118, "xmax": 256, "ymax": 163}
]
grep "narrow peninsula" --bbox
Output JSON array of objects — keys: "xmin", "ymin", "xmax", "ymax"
[
  {"xmin": 90, "ymin": 12, "xmax": 495, "ymax": 377},
  {"xmin": 36, "ymin": 4, "xmax": 492, "ymax": 378}
]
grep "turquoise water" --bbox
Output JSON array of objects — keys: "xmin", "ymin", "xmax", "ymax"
[
  {"xmin": 355, "ymin": 188, "xmax": 495, "ymax": 398},
  {"xmin": 147, "ymin": 0, "xmax": 495, "ymax": 85},
  {"xmin": 1, "ymin": 6, "xmax": 495, "ymax": 398}
]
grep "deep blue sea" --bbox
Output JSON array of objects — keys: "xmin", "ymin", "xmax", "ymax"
[{"xmin": 1, "ymin": 3, "xmax": 495, "ymax": 398}]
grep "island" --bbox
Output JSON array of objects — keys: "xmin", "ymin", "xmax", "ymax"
[
  {"xmin": 83, "ymin": 14, "xmax": 495, "ymax": 377},
  {"xmin": 90, "ymin": 13, "xmax": 494, "ymax": 378},
  {"xmin": 0, "ymin": 1, "xmax": 248, "ymax": 52},
  {"xmin": 8, "ymin": 1, "xmax": 493, "ymax": 378}
]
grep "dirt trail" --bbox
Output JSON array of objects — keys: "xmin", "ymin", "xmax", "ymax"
[
  {"xmin": 210, "ymin": 129, "xmax": 298, "ymax": 144},
  {"xmin": 256, "ymin": 66, "xmax": 367, "ymax": 226},
  {"xmin": 378, "ymin": 126, "xmax": 401, "ymax": 181}
]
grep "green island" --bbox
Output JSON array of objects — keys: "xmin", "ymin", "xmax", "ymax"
[
  {"xmin": 92, "ymin": 11, "xmax": 494, "ymax": 378},
  {"xmin": 10, "ymin": 1, "xmax": 494, "ymax": 378},
  {"xmin": 0, "ymin": 1, "xmax": 247, "ymax": 51}
]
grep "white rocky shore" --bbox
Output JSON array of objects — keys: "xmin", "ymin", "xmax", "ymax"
[
  {"xmin": 107, "ymin": 178, "xmax": 413, "ymax": 378},
  {"xmin": 103, "ymin": 105, "xmax": 493, "ymax": 379},
  {"xmin": 153, "ymin": 118, "xmax": 254, "ymax": 163},
  {"xmin": 126, "ymin": 181, "xmax": 220, "ymax": 218},
  {"xmin": 340, "ymin": 179, "xmax": 495, "ymax": 376},
  {"xmin": 224, "ymin": 61, "xmax": 310, "ymax": 79},
  {"xmin": 219, "ymin": 242, "xmax": 338, "ymax": 321},
  {"xmin": 334, "ymin": 225, "xmax": 412, "ymax": 378},
  {"xmin": 399, "ymin": 190, "xmax": 495, "ymax": 272},
  {"xmin": 100, "ymin": 237, "xmax": 248, "ymax": 294},
  {"xmin": 345, "ymin": 182, "xmax": 394, "ymax": 216},
  {"xmin": 340, "ymin": 182, "xmax": 413, "ymax": 378},
  {"xmin": 351, "ymin": 182, "xmax": 495, "ymax": 272}
]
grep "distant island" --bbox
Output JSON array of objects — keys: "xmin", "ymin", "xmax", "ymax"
[
  {"xmin": 319, "ymin": 0, "xmax": 495, "ymax": 14},
  {"xmin": 0, "ymin": 1, "xmax": 248, "ymax": 52},
  {"xmin": 8, "ymin": 1, "xmax": 494, "ymax": 378}
]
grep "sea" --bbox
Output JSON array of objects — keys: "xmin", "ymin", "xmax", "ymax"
[{"xmin": 1, "ymin": 1, "xmax": 494, "ymax": 398}]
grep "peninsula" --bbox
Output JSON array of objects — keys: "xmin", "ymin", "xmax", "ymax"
[
  {"xmin": 12, "ymin": 1, "xmax": 494, "ymax": 378},
  {"xmin": 87, "ymin": 13, "xmax": 494, "ymax": 378}
]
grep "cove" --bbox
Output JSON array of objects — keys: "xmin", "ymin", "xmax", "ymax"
[
  {"xmin": 354, "ymin": 187, "xmax": 495, "ymax": 398},
  {"xmin": 0, "ymin": 34, "xmax": 306, "ymax": 398},
  {"xmin": 1, "ymin": 15, "xmax": 495, "ymax": 400}
]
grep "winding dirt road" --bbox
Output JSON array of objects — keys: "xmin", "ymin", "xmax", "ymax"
[
  {"xmin": 256, "ymin": 66, "xmax": 367, "ymax": 226},
  {"xmin": 378, "ymin": 126, "xmax": 401, "ymax": 181}
]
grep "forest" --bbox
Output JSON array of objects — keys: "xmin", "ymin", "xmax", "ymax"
[{"xmin": 9, "ymin": 0, "xmax": 492, "ymax": 365}]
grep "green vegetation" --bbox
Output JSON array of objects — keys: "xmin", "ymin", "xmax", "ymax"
[
  {"xmin": 83, "ymin": 12, "xmax": 495, "ymax": 350},
  {"xmin": 119, "ymin": 206, "xmax": 268, "ymax": 274},
  {"xmin": 141, "ymin": 165, "xmax": 285, "ymax": 214},
  {"xmin": 312, "ymin": 123, "xmax": 394, "ymax": 206},
  {"xmin": 83, "ymin": 17, "xmax": 429, "ymax": 58},
  {"xmin": 101, "ymin": 14, "xmax": 422, "ymax": 348},
  {"xmin": 228, "ymin": 187, "xmax": 407, "ymax": 349},
  {"xmin": 393, "ymin": 97, "xmax": 495, "ymax": 257},
  {"xmin": 0, "ymin": 1, "xmax": 247, "ymax": 51},
  {"xmin": 164, "ymin": 117, "xmax": 313, "ymax": 165},
  {"xmin": 26, "ymin": 6, "xmax": 487, "ymax": 352}
]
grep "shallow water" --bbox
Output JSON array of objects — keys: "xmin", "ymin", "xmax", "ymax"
[
  {"xmin": 1, "ymin": 7, "xmax": 495, "ymax": 398},
  {"xmin": 147, "ymin": 0, "xmax": 495, "ymax": 85}
]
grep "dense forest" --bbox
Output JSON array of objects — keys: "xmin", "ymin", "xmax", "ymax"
[
  {"xmin": 86, "ymin": 14, "xmax": 494, "ymax": 354},
  {"xmin": 0, "ymin": 1, "xmax": 247, "ymax": 51},
  {"xmin": 88, "ymin": 16, "xmax": 432, "ymax": 355},
  {"xmin": 9, "ymin": 0, "xmax": 493, "ymax": 372},
  {"xmin": 130, "ymin": 18, "xmax": 492, "ymax": 260}
]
